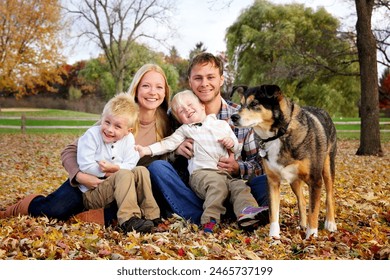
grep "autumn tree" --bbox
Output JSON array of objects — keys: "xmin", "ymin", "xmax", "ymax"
[
  {"xmin": 0, "ymin": 0, "xmax": 65, "ymax": 97},
  {"xmin": 165, "ymin": 46, "xmax": 189, "ymax": 91},
  {"xmin": 378, "ymin": 68, "xmax": 390, "ymax": 118},
  {"xmin": 75, "ymin": 42, "xmax": 178, "ymax": 99},
  {"xmin": 64, "ymin": 0, "xmax": 175, "ymax": 94},
  {"xmin": 355, "ymin": 0, "xmax": 383, "ymax": 156}
]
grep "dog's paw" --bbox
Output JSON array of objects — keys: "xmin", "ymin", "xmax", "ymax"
[
  {"xmin": 324, "ymin": 220, "xmax": 337, "ymax": 232},
  {"xmin": 305, "ymin": 228, "xmax": 318, "ymax": 239},
  {"xmin": 269, "ymin": 222, "xmax": 280, "ymax": 239},
  {"xmin": 296, "ymin": 224, "xmax": 306, "ymax": 231},
  {"xmin": 269, "ymin": 238, "xmax": 282, "ymax": 246}
]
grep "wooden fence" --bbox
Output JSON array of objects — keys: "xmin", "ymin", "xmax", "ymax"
[
  {"xmin": 0, "ymin": 115, "xmax": 389, "ymax": 133},
  {"xmin": 0, "ymin": 115, "xmax": 99, "ymax": 133}
]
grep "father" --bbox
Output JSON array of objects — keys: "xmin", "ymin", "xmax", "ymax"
[{"xmin": 148, "ymin": 52, "xmax": 269, "ymax": 225}]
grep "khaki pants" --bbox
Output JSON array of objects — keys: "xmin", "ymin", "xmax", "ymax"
[
  {"xmin": 83, "ymin": 166, "xmax": 160, "ymax": 225},
  {"xmin": 190, "ymin": 169, "xmax": 258, "ymax": 225}
]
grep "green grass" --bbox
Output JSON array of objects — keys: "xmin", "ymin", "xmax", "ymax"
[
  {"xmin": 333, "ymin": 117, "xmax": 390, "ymax": 142},
  {"xmin": 0, "ymin": 108, "xmax": 99, "ymax": 135},
  {"xmin": 0, "ymin": 108, "xmax": 99, "ymax": 118},
  {"xmin": 336, "ymin": 132, "xmax": 390, "ymax": 142},
  {"xmin": 0, "ymin": 119, "xmax": 98, "ymax": 126}
]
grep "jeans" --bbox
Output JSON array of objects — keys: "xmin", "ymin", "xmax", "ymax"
[
  {"xmin": 28, "ymin": 179, "xmax": 118, "ymax": 226},
  {"xmin": 148, "ymin": 160, "xmax": 269, "ymax": 225},
  {"xmin": 247, "ymin": 174, "xmax": 269, "ymax": 207}
]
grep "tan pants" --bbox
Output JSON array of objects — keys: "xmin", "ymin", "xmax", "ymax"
[
  {"xmin": 190, "ymin": 169, "xmax": 258, "ymax": 225},
  {"xmin": 83, "ymin": 166, "xmax": 160, "ymax": 225}
]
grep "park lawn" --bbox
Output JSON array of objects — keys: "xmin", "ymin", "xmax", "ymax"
[
  {"xmin": 0, "ymin": 109, "xmax": 390, "ymax": 141},
  {"xmin": 0, "ymin": 108, "xmax": 99, "ymax": 135},
  {"xmin": 0, "ymin": 108, "xmax": 99, "ymax": 117}
]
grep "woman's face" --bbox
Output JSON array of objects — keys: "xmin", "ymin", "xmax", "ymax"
[{"xmin": 136, "ymin": 70, "xmax": 166, "ymax": 111}]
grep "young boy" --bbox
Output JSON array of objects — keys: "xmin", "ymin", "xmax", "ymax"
[
  {"xmin": 136, "ymin": 90, "xmax": 268, "ymax": 233},
  {"xmin": 77, "ymin": 92, "xmax": 160, "ymax": 233}
]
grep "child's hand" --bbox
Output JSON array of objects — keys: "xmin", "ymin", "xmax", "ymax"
[
  {"xmin": 134, "ymin": 145, "xmax": 152, "ymax": 158},
  {"xmin": 218, "ymin": 137, "xmax": 235, "ymax": 150},
  {"xmin": 98, "ymin": 160, "xmax": 119, "ymax": 174}
]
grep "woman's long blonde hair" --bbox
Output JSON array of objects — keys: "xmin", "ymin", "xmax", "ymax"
[{"xmin": 127, "ymin": 64, "xmax": 171, "ymax": 140}]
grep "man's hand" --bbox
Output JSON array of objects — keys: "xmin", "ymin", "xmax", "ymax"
[
  {"xmin": 175, "ymin": 138, "xmax": 194, "ymax": 159},
  {"xmin": 76, "ymin": 172, "xmax": 103, "ymax": 189},
  {"xmin": 218, "ymin": 150, "xmax": 240, "ymax": 176}
]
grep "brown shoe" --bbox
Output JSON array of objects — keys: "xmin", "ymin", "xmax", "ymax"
[
  {"xmin": 0, "ymin": 194, "xmax": 41, "ymax": 218},
  {"xmin": 73, "ymin": 209, "xmax": 105, "ymax": 225}
]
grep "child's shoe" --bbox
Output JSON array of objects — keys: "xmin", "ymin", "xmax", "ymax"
[
  {"xmin": 238, "ymin": 206, "xmax": 269, "ymax": 230},
  {"xmin": 121, "ymin": 216, "xmax": 153, "ymax": 233},
  {"xmin": 152, "ymin": 217, "xmax": 163, "ymax": 226},
  {"xmin": 203, "ymin": 219, "xmax": 217, "ymax": 233}
]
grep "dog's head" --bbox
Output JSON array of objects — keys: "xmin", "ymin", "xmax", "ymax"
[{"xmin": 230, "ymin": 84, "xmax": 283, "ymax": 133}]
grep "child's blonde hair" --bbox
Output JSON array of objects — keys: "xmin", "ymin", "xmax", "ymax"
[
  {"xmin": 171, "ymin": 90, "xmax": 201, "ymax": 121},
  {"xmin": 102, "ymin": 92, "xmax": 139, "ymax": 128}
]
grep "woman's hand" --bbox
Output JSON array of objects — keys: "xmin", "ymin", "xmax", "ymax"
[
  {"xmin": 175, "ymin": 138, "xmax": 194, "ymax": 159},
  {"xmin": 76, "ymin": 172, "xmax": 103, "ymax": 189}
]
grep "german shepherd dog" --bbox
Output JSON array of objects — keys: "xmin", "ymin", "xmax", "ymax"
[{"xmin": 231, "ymin": 85, "xmax": 337, "ymax": 239}]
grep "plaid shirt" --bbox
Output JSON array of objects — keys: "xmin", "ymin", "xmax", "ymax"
[{"xmin": 218, "ymin": 98, "xmax": 264, "ymax": 179}]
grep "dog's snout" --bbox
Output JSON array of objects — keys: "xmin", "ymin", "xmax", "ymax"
[{"xmin": 231, "ymin": 114, "xmax": 240, "ymax": 124}]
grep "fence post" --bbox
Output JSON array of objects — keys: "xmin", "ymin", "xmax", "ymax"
[{"xmin": 21, "ymin": 114, "xmax": 26, "ymax": 133}]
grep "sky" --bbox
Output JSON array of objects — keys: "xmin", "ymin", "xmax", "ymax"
[{"xmin": 62, "ymin": 0, "xmax": 362, "ymax": 64}]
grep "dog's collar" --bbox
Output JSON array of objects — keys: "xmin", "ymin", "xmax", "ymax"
[
  {"xmin": 259, "ymin": 126, "xmax": 287, "ymax": 144},
  {"xmin": 258, "ymin": 103, "xmax": 293, "ymax": 157},
  {"xmin": 258, "ymin": 126, "xmax": 288, "ymax": 158}
]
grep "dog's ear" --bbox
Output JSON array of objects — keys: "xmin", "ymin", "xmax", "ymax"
[
  {"xmin": 260, "ymin": 84, "xmax": 281, "ymax": 98},
  {"xmin": 231, "ymin": 85, "xmax": 248, "ymax": 98}
]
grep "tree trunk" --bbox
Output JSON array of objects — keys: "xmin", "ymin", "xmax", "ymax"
[
  {"xmin": 115, "ymin": 72, "xmax": 124, "ymax": 94},
  {"xmin": 355, "ymin": 0, "xmax": 383, "ymax": 156}
]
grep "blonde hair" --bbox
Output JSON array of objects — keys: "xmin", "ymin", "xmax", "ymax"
[
  {"xmin": 127, "ymin": 64, "xmax": 171, "ymax": 140},
  {"xmin": 171, "ymin": 90, "xmax": 201, "ymax": 121},
  {"xmin": 102, "ymin": 92, "xmax": 138, "ymax": 128}
]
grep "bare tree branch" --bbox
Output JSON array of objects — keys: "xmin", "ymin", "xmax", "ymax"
[{"xmin": 63, "ymin": 0, "xmax": 175, "ymax": 93}]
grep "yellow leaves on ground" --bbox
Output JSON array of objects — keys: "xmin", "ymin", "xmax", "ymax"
[{"xmin": 0, "ymin": 134, "xmax": 389, "ymax": 259}]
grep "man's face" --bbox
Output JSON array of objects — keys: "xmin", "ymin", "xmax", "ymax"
[{"xmin": 188, "ymin": 62, "xmax": 224, "ymax": 105}]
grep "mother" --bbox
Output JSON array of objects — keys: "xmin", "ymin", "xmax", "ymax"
[{"xmin": 0, "ymin": 64, "xmax": 172, "ymax": 225}]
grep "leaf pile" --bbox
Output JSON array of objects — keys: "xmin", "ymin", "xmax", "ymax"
[{"xmin": 0, "ymin": 134, "xmax": 389, "ymax": 260}]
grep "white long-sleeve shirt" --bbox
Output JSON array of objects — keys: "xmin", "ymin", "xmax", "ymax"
[
  {"xmin": 149, "ymin": 114, "xmax": 241, "ymax": 174},
  {"xmin": 77, "ymin": 125, "xmax": 140, "ymax": 192}
]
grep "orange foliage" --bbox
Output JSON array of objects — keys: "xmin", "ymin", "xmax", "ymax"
[
  {"xmin": 0, "ymin": 0, "xmax": 65, "ymax": 97},
  {"xmin": 382, "ymin": 74, "xmax": 390, "ymax": 93},
  {"xmin": 380, "ymin": 73, "xmax": 390, "ymax": 109}
]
